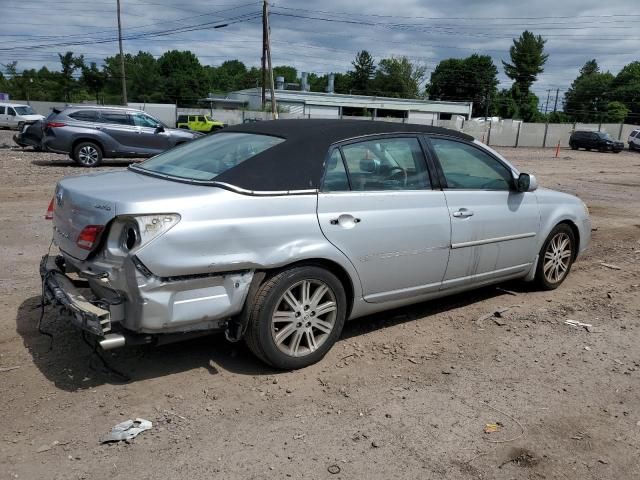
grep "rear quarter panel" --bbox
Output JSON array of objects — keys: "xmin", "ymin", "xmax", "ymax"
[{"xmin": 133, "ymin": 189, "xmax": 363, "ymax": 297}]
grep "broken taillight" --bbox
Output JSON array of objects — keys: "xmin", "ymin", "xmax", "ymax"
[
  {"xmin": 76, "ymin": 225, "xmax": 104, "ymax": 250},
  {"xmin": 45, "ymin": 197, "xmax": 54, "ymax": 220},
  {"xmin": 46, "ymin": 121, "xmax": 66, "ymax": 128}
]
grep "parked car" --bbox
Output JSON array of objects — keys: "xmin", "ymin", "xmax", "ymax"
[
  {"xmin": 569, "ymin": 130, "xmax": 624, "ymax": 153},
  {"xmin": 0, "ymin": 103, "xmax": 45, "ymax": 130},
  {"xmin": 628, "ymin": 129, "xmax": 640, "ymax": 151},
  {"xmin": 41, "ymin": 119, "xmax": 591, "ymax": 369},
  {"xmin": 176, "ymin": 114, "xmax": 224, "ymax": 133},
  {"xmin": 43, "ymin": 105, "xmax": 202, "ymax": 167}
]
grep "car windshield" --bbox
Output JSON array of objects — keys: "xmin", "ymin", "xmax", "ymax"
[
  {"xmin": 14, "ymin": 106, "xmax": 35, "ymax": 115},
  {"xmin": 598, "ymin": 132, "xmax": 612, "ymax": 139},
  {"xmin": 135, "ymin": 132, "xmax": 285, "ymax": 181}
]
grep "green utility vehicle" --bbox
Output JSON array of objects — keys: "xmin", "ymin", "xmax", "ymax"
[{"xmin": 176, "ymin": 114, "xmax": 225, "ymax": 133}]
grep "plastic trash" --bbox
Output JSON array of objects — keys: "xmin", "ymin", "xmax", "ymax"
[{"xmin": 100, "ymin": 418, "xmax": 152, "ymax": 443}]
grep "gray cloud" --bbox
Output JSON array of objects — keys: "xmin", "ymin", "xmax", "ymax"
[{"xmin": 2, "ymin": 0, "xmax": 638, "ymax": 101}]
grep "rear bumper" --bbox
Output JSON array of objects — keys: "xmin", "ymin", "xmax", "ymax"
[{"xmin": 40, "ymin": 254, "xmax": 115, "ymax": 337}]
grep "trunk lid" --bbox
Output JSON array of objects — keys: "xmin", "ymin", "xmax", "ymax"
[{"xmin": 52, "ymin": 169, "xmax": 213, "ymax": 259}]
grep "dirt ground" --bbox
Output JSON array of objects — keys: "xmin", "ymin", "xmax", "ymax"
[{"xmin": 1, "ymin": 129, "xmax": 639, "ymax": 480}]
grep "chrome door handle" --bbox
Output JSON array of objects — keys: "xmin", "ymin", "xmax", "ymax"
[{"xmin": 452, "ymin": 209, "xmax": 474, "ymax": 218}]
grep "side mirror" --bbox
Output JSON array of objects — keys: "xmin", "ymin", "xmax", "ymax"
[
  {"xmin": 154, "ymin": 125, "xmax": 165, "ymax": 134},
  {"xmin": 516, "ymin": 173, "xmax": 538, "ymax": 192}
]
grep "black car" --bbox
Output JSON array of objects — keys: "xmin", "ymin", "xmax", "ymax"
[
  {"xmin": 13, "ymin": 119, "xmax": 44, "ymax": 150},
  {"xmin": 569, "ymin": 130, "xmax": 624, "ymax": 153}
]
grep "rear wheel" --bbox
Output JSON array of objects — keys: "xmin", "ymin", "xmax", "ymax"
[
  {"xmin": 244, "ymin": 266, "xmax": 347, "ymax": 369},
  {"xmin": 570, "ymin": 142, "xmax": 578, "ymax": 150},
  {"xmin": 535, "ymin": 224, "xmax": 576, "ymax": 290},
  {"xmin": 73, "ymin": 141, "xmax": 103, "ymax": 167}
]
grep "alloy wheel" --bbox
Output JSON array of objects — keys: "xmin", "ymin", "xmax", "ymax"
[
  {"xmin": 543, "ymin": 232, "xmax": 572, "ymax": 284},
  {"xmin": 270, "ymin": 279, "xmax": 337, "ymax": 357},
  {"xmin": 78, "ymin": 145, "xmax": 99, "ymax": 166}
]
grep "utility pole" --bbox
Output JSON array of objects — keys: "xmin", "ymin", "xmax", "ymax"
[
  {"xmin": 552, "ymin": 88, "xmax": 559, "ymax": 113},
  {"xmin": 263, "ymin": 1, "xmax": 277, "ymax": 119},
  {"xmin": 544, "ymin": 89, "xmax": 551, "ymax": 114},
  {"xmin": 261, "ymin": 0, "xmax": 267, "ymax": 110},
  {"xmin": 117, "ymin": 0, "xmax": 128, "ymax": 105},
  {"xmin": 483, "ymin": 88, "xmax": 491, "ymax": 120}
]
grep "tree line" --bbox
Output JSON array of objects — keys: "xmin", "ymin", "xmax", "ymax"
[{"xmin": 1, "ymin": 29, "xmax": 638, "ymax": 124}]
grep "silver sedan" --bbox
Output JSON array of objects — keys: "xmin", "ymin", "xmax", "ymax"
[{"xmin": 41, "ymin": 119, "xmax": 591, "ymax": 369}]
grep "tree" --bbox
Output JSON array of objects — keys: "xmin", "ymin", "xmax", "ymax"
[
  {"xmin": 81, "ymin": 62, "xmax": 107, "ymax": 103},
  {"xmin": 609, "ymin": 61, "xmax": 640, "ymax": 123},
  {"xmin": 373, "ymin": 56, "xmax": 425, "ymax": 98},
  {"xmin": 58, "ymin": 51, "xmax": 84, "ymax": 102},
  {"xmin": 427, "ymin": 54, "xmax": 498, "ymax": 117},
  {"xmin": 273, "ymin": 65, "xmax": 297, "ymax": 83},
  {"xmin": 350, "ymin": 50, "xmax": 376, "ymax": 94},
  {"xmin": 604, "ymin": 101, "xmax": 629, "ymax": 123},
  {"xmin": 564, "ymin": 60, "xmax": 614, "ymax": 122},
  {"xmin": 502, "ymin": 31, "xmax": 548, "ymax": 120},
  {"xmin": 156, "ymin": 50, "xmax": 206, "ymax": 105},
  {"xmin": 502, "ymin": 31, "xmax": 548, "ymax": 96}
]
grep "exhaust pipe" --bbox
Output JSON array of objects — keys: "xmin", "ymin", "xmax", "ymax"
[{"xmin": 99, "ymin": 333, "xmax": 126, "ymax": 350}]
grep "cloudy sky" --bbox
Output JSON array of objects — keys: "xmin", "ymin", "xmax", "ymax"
[{"xmin": 2, "ymin": 0, "xmax": 638, "ymax": 105}]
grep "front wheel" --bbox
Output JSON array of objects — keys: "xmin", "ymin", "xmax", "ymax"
[
  {"xmin": 535, "ymin": 224, "xmax": 576, "ymax": 290},
  {"xmin": 73, "ymin": 141, "xmax": 103, "ymax": 167},
  {"xmin": 244, "ymin": 266, "xmax": 347, "ymax": 369},
  {"xmin": 570, "ymin": 143, "xmax": 578, "ymax": 150}
]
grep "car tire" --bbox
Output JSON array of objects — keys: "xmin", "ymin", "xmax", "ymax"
[
  {"xmin": 570, "ymin": 143, "xmax": 578, "ymax": 150},
  {"xmin": 535, "ymin": 224, "xmax": 576, "ymax": 291},
  {"xmin": 244, "ymin": 266, "xmax": 347, "ymax": 369},
  {"xmin": 73, "ymin": 141, "xmax": 103, "ymax": 167}
]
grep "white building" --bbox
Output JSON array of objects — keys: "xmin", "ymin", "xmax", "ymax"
[{"xmin": 210, "ymin": 88, "xmax": 472, "ymax": 124}]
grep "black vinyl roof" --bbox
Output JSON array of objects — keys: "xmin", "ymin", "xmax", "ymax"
[{"xmin": 215, "ymin": 119, "xmax": 473, "ymax": 192}]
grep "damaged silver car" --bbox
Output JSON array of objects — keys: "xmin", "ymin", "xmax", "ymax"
[{"xmin": 41, "ymin": 119, "xmax": 591, "ymax": 369}]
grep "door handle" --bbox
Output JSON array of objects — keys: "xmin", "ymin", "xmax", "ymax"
[
  {"xmin": 452, "ymin": 208, "xmax": 474, "ymax": 218},
  {"xmin": 329, "ymin": 215, "xmax": 361, "ymax": 226}
]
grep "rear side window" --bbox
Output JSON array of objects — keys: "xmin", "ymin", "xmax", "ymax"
[
  {"xmin": 0, "ymin": 106, "xmax": 4, "ymax": 114},
  {"xmin": 136, "ymin": 132, "xmax": 284, "ymax": 181},
  {"xmin": 177, "ymin": 115, "xmax": 187, "ymax": 123},
  {"xmin": 431, "ymin": 138, "xmax": 512, "ymax": 190},
  {"xmin": 99, "ymin": 112, "xmax": 131, "ymax": 125},
  {"xmin": 69, "ymin": 110, "xmax": 98, "ymax": 121},
  {"xmin": 339, "ymin": 137, "xmax": 430, "ymax": 191}
]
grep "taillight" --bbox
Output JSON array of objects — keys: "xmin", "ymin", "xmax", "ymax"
[
  {"xmin": 45, "ymin": 197, "xmax": 54, "ymax": 220},
  {"xmin": 46, "ymin": 121, "xmax": 66, "ymax": 128},
  {"xmin": 76, "ymin": 225, "xmax": 104, "ymax": 250}
]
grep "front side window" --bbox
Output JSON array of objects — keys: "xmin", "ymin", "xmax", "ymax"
[
  {"xmin": 322, "ymin": 149, "xmax": 350, "ymax": 192},
  {"xmin": 430, "ymin": 138, "xmax": 512, "ymax": 190},
  {"xmin": 136, "ymin": 132, "xmax": 284, "ymax": 181},
  {"xmin": 131, "ymin": 112, "xmax": 159, "ymax": 128},
  {"xmin": 7, "ymin": 107, "xmax": 15, "ymax": 116},
  {"xmin": 339, "ymin": 137, "xmax": 430, "ymax": 191}
]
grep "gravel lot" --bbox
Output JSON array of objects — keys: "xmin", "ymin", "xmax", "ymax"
[{"xmin": 1, "ymin": 129, "xmax": 639, "ymax": 480}]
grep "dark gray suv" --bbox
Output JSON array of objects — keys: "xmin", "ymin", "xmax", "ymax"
[{"xmin": 43, "ymin": 106, "xmax": 202, "ymax": 167}]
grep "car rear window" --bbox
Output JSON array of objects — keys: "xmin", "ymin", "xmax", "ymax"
[{"xmin": 135, "ymin": 132, "xmax": 285, "ymax": 181}]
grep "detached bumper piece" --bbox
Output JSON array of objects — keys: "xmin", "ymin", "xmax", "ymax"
[{"xmin": 40, "ymin": 255, "xmax": 111, "ymax": 337}]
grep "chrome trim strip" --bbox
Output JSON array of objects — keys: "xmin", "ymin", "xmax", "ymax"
[
  {"xmin": 128, "ymin": 166, "xmax": 317, "ymax": 196},
  {"xmin": 451, "ymin": 232, "xmax": 536, "ymax": 249}
]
